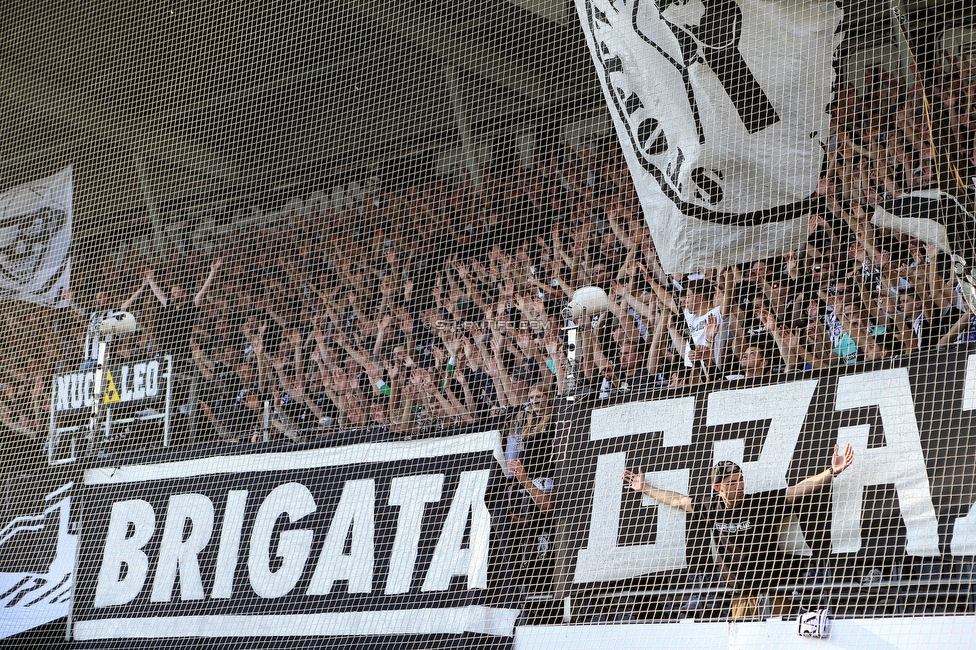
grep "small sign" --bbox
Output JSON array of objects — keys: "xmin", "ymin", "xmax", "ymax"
[{"xmin": 102, "ymin": 369, "xmax": 120, "ymax": 404}]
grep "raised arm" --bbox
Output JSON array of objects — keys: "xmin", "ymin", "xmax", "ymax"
[
  {"xmin": 195, "ymin": 258, "xmax": 224, "ymax": 308},
  {"xmin": 640, "ymin": 267, "xmax": 680, "ymax": 315},
  {"xmin": 785, "ymin": 443, "xmax": 855, "ymax": 503},
  {"xmin": 146, "ymin": 268, "xmax": 168, "ymax": 307},
  {"xmin": 717, "ymin": 268, "xmax": 735, "ymax": 319},
  {"xmin": 647, "ymin": 305, "xmax": 670, "ymax": 377},
  {"xmin": 120, "ymin": 271, "xmax": 150, "ymax": 311},
  {"xmin": 605, "ymin": 201, "xmax": 637, "ymax": 251},
  {"xmin": 924, "ymin": 244, "xmax": 957, "ymax": 314},
  {"xmin": 623, "ymin": 470, "xmax": 694, "ymax": 512}
]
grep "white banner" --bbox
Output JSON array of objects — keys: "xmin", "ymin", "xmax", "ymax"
[
  {"xmin": 575, "ymin": 0, "xmax": 842, "ymax": 273},
  {"xmin": 0, "ymin": 480, "xmax": 76, "ymax": 639},
  {"xmin": 0, "ymin": 166, "xmax": 72, "ymax": 307}
]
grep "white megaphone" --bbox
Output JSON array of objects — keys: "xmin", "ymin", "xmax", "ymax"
[
  {"xmin": 561, "ymin": 286, "xmax": 609, "ymax": 321},
  {"xmin": 99, "ymin": 312, "xmax": 138, "ymax": 337}
]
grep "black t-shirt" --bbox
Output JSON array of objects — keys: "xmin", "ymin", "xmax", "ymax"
[
  {"xmin": 203, "ymin": 362, "xmax": 240, "ymax": 404},
  {"xmin": 508, "ymin": 425, "xmax": 555, "ymax": 523},
  {"xmin": 157, "ymin": 300, "xmax": 199, "ymax": 360},
  {"xmin": 519, "ymin": 426, "xmax": 554, "ymax": 486},
  {"xmin": 916, "ymin": 307, "xmax": 964, "ymax": 350},
  {"xmin": 697, "ymin": 488, "xmax": 790, "ymax": 594}
]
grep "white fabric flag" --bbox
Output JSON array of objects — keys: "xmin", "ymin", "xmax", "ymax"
[
  {"xmin": 575, "ymin": 0, "xmax": 842, "ymax": 274},
  {"xmin": 871, "ymin": 190, "xmax": 974, "ymax": 257},
  {"xmin": 0, "ymin": 167, "xmax": 72, "ymax": 307}
]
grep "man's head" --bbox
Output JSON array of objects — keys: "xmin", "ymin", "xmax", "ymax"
[
  {"xmin": 739, "ymin": 345, "xmax": 769, "ymax": 376},
  {"xmin": 808, "ymin": 260, "xmax": 829, "ymax": 284},
  {"xmin": 617, "ymin": 340, "xmax": 644, "ymax": 376},
  {"xmin": 829, "ymin": 278, "xmax": 854, "ymax": 308},
  {"xmin": 235, "ymin": 363, "xmax": 256, "ymax": 386},
  {"xmin": 762, "ymin": 274, "xmax": 793, "ymax": 313},
  {"xmin": 680, "ymin": 278, "xmax": 714, "ymax": 314},
  {"xmin": 875, "ymin": 290, "xmax": 897, "ymax": 318},
  {"xmin": 712, "ymin": 460, "xmax": 745, "ymax": 507},
  {"xmin": 220, "ymin": 345, "xmax": 239, "ymax": 365},
  {"xmin": 589, "ymin": 262, "xmax": 610, "ymax": 287}
]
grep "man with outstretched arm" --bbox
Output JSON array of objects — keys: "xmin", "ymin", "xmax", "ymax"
[{"xmin": 623, "ymin": 444, "xmax": 855, "ymax": 619}]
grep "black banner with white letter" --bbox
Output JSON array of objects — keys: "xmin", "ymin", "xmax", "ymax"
[
  {"xmin": 70, "ymin": 430, "xmax": 518, "ymax": 649},
  {"xmin": 552, "ymin": 347, "xmax": 976, "ymax": 595},
  {"xmin": 9, "ymin": 349, "xmax": 976, "ymax": 645}
]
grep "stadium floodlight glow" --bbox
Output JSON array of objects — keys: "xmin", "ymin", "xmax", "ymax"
[{"xmin": 562, "ymin": 286, "xmax": 609, "ymax": 401}]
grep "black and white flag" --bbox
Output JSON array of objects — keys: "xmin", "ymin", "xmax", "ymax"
[
  {"xmin": 0, "ymin": 166, "xmax": 72, "ymax": 307},
  {"xmin": 872, "ymin": 190, "xmax": 976, "ymax": 259},
  {"xmin": 0, "ymin": 474, "xmax": 76, "ymax": 640},
  {"xmin": 575, "ymin": 0, "xmax": 842, "ymax": 273}
]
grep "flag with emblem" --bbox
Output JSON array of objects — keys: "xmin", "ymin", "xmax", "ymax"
[
  {"xmin": 0, "ymin": 167, "xmax": 72, "ymax": 307},
  {"xmin": 574, "ymin": 0, "xmax": 843, "ymax": 273}
]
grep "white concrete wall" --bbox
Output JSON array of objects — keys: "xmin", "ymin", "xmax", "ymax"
[{"xmin": 515, "ymin": 616, "xmax": 976, "ymax": 650}]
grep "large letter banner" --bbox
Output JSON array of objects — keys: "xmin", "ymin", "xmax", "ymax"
[
  {"xmin": 71, "ymin": 430, "xmax": 519, "ymax": 649},
  {"xmin": 552, "ymin": 348, "xmax": 976, "ymax": 604}
]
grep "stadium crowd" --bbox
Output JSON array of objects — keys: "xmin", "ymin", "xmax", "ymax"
[{"xmin": 1, "ymin": 52, "xmax": 976, "ymax": 452}]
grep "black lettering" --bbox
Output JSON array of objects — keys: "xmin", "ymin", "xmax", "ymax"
[{"xmin": 692, "ymin": 167, "xmax": 724, "ymax": 205}]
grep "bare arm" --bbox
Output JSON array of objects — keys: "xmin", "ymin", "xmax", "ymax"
[
  {"xmin": 195, "ymin": 258, "xmax": 223, "ymax": 308},
  {"xmin": 199, "ymin": 400, "xmax": 232, "ymax": 438},
  {"xmin": 641, "ymin": 268, "xmax": 680, "ymax": 315},
  {"xmin": 509, "ymin": 459, "xmax": 553, "ymax": 512},
  {"xmin": 605, "ymin": 202, "xmax": 636, "ymax": 251},
  {"xmin": 939, "ymin": 311, "xmax": 971, "ymax": 347},
  {"xmin": 146, "ymin": 270, "xmax": 168, "ymax": 306},
  {"xmin": 785, "ymin": 443, "xmax": 855, "ymax": 503},
  {"xmin": 716, "ymin": 268, "xmax": 734, "ymax": 319},
  {"xmin": 925, "ymin": 244, "xmax": 956, "ymax": 314},
  {"xmin": 623, "ymin": 469, "xmax": 694, "ymax": 512},
  {"xmin": 647, "ymin": 307, "xmax": 669, "ymax": 377},
  {"xmin": 120, "ymin": 275, "xmax": 149, "ymax": 312}
]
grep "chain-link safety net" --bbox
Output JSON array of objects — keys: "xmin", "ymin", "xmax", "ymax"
[{"xmin": 0, "ymin": 1, "xmax": 975, "ymax": 649}]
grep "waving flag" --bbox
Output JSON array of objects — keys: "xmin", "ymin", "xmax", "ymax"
[
  {"xmin": 0, "ymin": 167, "xmax": 72, "ymax": 307},
  {"xmin": 575, "ymin": 0, "xmax": 843, "ymax": 273},
  {"xmin": 872, "ymin": 190, "xmax": 976, "ymax": 260}
]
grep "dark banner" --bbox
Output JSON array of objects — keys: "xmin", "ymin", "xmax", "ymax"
[
  {"xmin": 0, "ymin": 466, "xmax": 76, "ymax": 641},
  {"xmin": 70, "ymin": 429, "xmax": 518, "ymax": 648},
  {"xmin": 8, "ymin": 347, "xmax": 976, "ymax": 646},
  {"xmin": 552, "ymin": 347, "xmax": 976, "ymax": 595}
]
